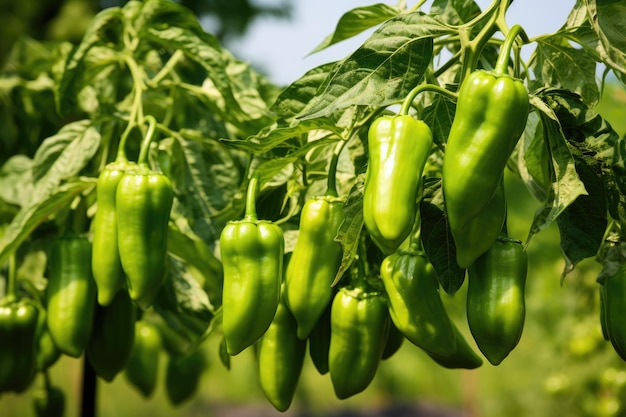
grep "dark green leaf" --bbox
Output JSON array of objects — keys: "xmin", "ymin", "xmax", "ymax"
[
  {"xmin": 421, "ymin": 94, "xmax": 456, "ymax": 149},
  {"xmin": 309, "ymin": 4, "xmax": 399, "ymax": 55}
]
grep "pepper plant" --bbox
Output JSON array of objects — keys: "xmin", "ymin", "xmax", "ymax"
[{"xmin": 1, "ymin": 0, "xmax": 626, "ymax": 414}]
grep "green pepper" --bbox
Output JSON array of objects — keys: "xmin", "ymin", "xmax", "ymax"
[
  {"xmin": 308, "ymin": 302, "xmax": 331, "ymax": 375},
  {"xmin": 46, "ymin": 236, "xmax": 96, "ymax": 358},
  {"xmin": 285, "ymin": 195, "xmax": 344, "ymax": 340},
  {"xmin": 600, "ymin": 283, "xmax": 609, "ymax": 341},
  {"xmin": 220, "ymin": 176, "xmax": 284, "ymax": 356},
  {"xmin": 382, "ymin": 321, "xmax": 404, "ymax": 360},
  {"xmin": 443, "ymin": 25, "xmax": 528, "ymax": 262},
  {"xmin": 426, "ymin": 324, "xmax": 483, "ymax": 369},
  {"xmin": 0, "ymin": 300, "xmax": 38, "ymax": 393},
  {"xmin": 125, "ymin": 320, "xmax": 161, "ymax": 397},
  {"xmin": 92, "ymin": 160, "xmax": 134, "ymax": 306},
  {"xmin": 35, "ymin": 306, "xmax": 61, "ymax": 372},
  {"xmin": 165, "ymin": 349, "xmax": 207, "ymax": 406},
  {"xmin": 600, "ymin": 260, "xmax": 626, "ymax": 361},
  {"xmin": 363, "ymin": 114, "xmax": 433, "ymax": 253},
  {"xmin": 256, "ymin": 297, "xmax": 306, "ymax": 412},
  {"xmin": 116, "ymin": 118, "xmax": 173, "ymax": 309},
  {"xmin": 328, "ymin": 282, "xmax": 390, "ymax": 400},
  {"xmin": 86, "ymin": 290, "xmax": 136, "ymax": 381},
  {"xmin": 467, "ymin": 235, "xmax": 528, "ymax": 365},
  {"xmin": 380, "ymin": 247, "xmax": 457, "ymax": 357},
  {"xmin": 33, "ymin": 383, "xmax": 65, "ymax": 417}
]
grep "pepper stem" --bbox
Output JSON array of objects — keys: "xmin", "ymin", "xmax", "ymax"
[
  {"xmin": 399, "ymin": 84, "xmax": 457, "ymax": 116},
  {"xmin": 326, "ymin": 140, "xmax": 347, "ymax": 198},
  {"xmin": 137, "ymin": 115, "xmax": 158, "ymax": 167},
  {"xmin": 244, "ymin": 175, "xmax": 260, "ymax": 222},
  {"xmin": 5, "ymin": 253, "xmax": 17, "ymax": 303},
  {"xmin": 494, "ymin": 24, "xmax": 522, "ymax": 76}
]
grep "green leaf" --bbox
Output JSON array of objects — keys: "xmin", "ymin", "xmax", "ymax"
[
  {"xmin": 420, "ymin": 178, "xmax": 465, "ymax": 295},
  {"xmin": 516, "ymin": 112, "xmax": 551, "ymax": 202},
  {"xmin": 0, "ymin": 181, "xmax": 91, "ymax": 266},
  {"xmin": 298, "ymin": 12, "xmax": 449, "ymax": 120},
  {"xmin": 586, "ymin": 0, "xmax": 626, "ymax": 78},
  {"xmin": 30, "ymin": 120, "xmax": 101, "ymax": 205},
  {"xmin": 430, "ymin": 0, "xmax": 481, "ymax": 25},
  {"xmin": 308, "ymin": 4, "xmax": 399, "ymax": 55},
  {"xmin": 0, "ymin": 155, "xmax": 33, "ymax": 207},
  {"xmin": 421, "ymin": 94, "xmax": 456, "ymax": 149},
  {"xmin": 332, "ymin": 175, "xmax": 364, "ymax": 287},
  {"xmin": 531, "ymin": 35, "xmax": 599, "ymax": 105}
]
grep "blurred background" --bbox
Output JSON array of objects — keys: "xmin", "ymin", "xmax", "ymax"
[{"xmin": 2, "ymin": 0, "xmax": 626, "ymax": 416}]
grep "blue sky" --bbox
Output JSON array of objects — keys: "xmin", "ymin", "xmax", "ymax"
[{"xmin": 223, "ymin": 0, "xmax": 576, "ymax": 86}]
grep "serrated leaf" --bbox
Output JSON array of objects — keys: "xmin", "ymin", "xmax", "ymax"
[
  {"xmin": 298, "ymin": 12, "xmax": 450, "ymax": 120},
  {"xmin": 309, "ymin": 4, "xmax": 399, "ymax": 55},
  {"xmin": 30, "ymin": 120, "xmax": 101, "ymax": 205},
  {"xmin": 0, "ymin": 181, "xmax": 91, "ymax": 266}
]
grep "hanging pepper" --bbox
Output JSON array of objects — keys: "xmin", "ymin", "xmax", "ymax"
[
  {"xmin": 467, "ymin": 234, "xmax": 528, "ymax": 365},
  {"xmin": 116, "ymin": 117, "xmax": 174, "ymax": 309},
  {"xmin": 125, "ymin": 320, "xmax": 161, "ymax": 397},
  {"xmin": 363, "ymin": 113, "xmax": 433, "ymax": 253},
  {"xmin": 256, "ymin": 297, "xmax": 306, "ymax": 412},
  {"xmin": 443, "ymin": 25, "xmax": 529, "ymax": 264},
  {"xmin": 92, "ymin": 128, "xmax": 136, "ymax": 306},
  {"xmin": 285, "ymin": 142, "xmax": 345, "ymax": 340},
  {"xmin": 328, "ymin": 276, "xmax": 390, "ymax": 399},
  {"xmin": 307, "ymin": 302, "xmax": 331, "ymax": 375},
  {"xmin": 165, "ymin": 349, "xmax": 207, "ymax": 406},
  {"xmin": 46, "ymin": 235, "xmax": 96, "ymax": 358},
  {"xmin": 220, "ymin": 175, "xmax": 284, "ymax": 356},
  {"xmin": 426, "ymin": 324, "xmax": 483, "ymax": 369},
  {"xmin": 600, "ymin": 256, "xmax": 626, "ymax": 361}
]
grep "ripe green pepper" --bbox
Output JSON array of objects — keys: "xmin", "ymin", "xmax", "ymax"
[
  {"xmin": 284, "ymin": 194, "xmax": 344, "ymax": 340},
  {"xmin": 116, "ymin": 117, "xmax": 173, "ymax": 309},
  {"xmin": 467, "ymin": 235, "xmax": 528, "ymax": 365},
  {"xmin": 165, "ymin": 349, "xmax": 207, "ymax": 406},
  {"xmin": 363, "ymin": 114, "xmax": 433, "ymax": 253},
  {"xmin": 256, "ymin": 298, "xmax": 306, "ymax": 412},
  {"xmin": 328, "ymin": 282, "xmax": 390, "ymax": 400},
  {"xmin": 125, "ymin": 320, "xmax": 161, "ymax": 397},
  {"xmin": 308, "ymin": 301, "xmax": 331, "ymax": 375},
  {"xmin": 92, "ymin": 160, "xmax": 134, "ymax": 306},
  {"xmin": 46, "ymin": 236, "xmax": 96, "ymax": 358},
  {"xmin": 380, "ymin": 247, "xmax": 457, "ymax": 357},
  {"xmin": 220, "ymin": 176, "xmax": 284, "ymax": 356},
  {"xmin": 443, "ymin": 25, "xmax": 528, "ymax": 259},
  {"xmin": 86, "ymin": 290, "xmax": 136, "ymax": 381},
  {"xmin": 0, "ymin": 300, "xmax": 39, "ymax": 393},
  {"xmin": 452, "ymin": 180, "xmax": 506, "ymax": 269}
]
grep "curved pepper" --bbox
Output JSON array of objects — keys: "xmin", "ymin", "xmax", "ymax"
[
  {"xmin": 380, "ymin": 248, "xmax": 457, "ymax": 357},
  {"xmin": 257, "ymin": 298, "xmax": 306, "ymax": 412},
  {"xmin": 220, "ymin": 176, "xmax": 284, "ymax": 355},
  {"xmin": 328, "ymin": 283, "xmax": 390, "ymax": 399},
  {"xmin": 0, "ymin": 300, "xmax": 38, "ymax": 393},
  {"xmin": 86, "ymin": 290, "xmax": 136, "ymax": 381},
  {"xmin": 443, "ymin": 25, "xmax": 529, "ymax": 260},
  {"xmin": 363, "ymin": 114, "xmax": 433, "ymax": 253},
  {"xmin": 46, "ymin": 236, "xmax": 96, "ymax": 358},
  {"xmin": 467, "ymin": 235, "xmax": 528, "ymax": 365},
  {"xmin": 125, "ymin": 320, "xmax": 161, "ymax": 397},
  {"xmin": 285, "ymin": 195, "xmax": 344, "ymax": 339}
]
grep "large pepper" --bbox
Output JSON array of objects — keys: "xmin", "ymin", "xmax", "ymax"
[
  {"xmin": 46, "ymin": 236, "xmax": 96, "ymax": 357},
  {"xmin": 86, "ymin": 290, "xmax": 136, "ymax": 381},
  {"xmin": 256, "ymin": 297, "xmax": 306, "ymax": 412},
  {"xmin": 285, "ymin": 193, "xmax": 344, "ymax": 340},
  {"xmin": 116, "ymin": 119, "xmax": 173, "ymax": 309},
  {"xmin": 467, "ymin": 235, "xmax": 528, "ymax": 365},
  {"xmin": 380, "ymin": 247, "xmax": 457, "ymax": 357},
  {"xmin": 363, "ymin": 114, "xmax": 433, "ymax": 253},
  {"xmin": 0, "ymin": 300, "xmax": 39, "ymax": 393},
  {"xmin": 220, "ymin": 176, "xmax": 284, "ymax": 355},
  {"xmin": 92, "ymin": 160, "xmax": 135, "ymax": 306},
  {"xmin": 328, "ymin": 281, "xmax": 390, "ymax": 400},
  {"xmin": 443, "ymin": 25, "xmax": 529, "ymax": 263},
  {"xmin": 125, "ymin": 320, "xmax": 161, "ymax": 397},
  {"xmin": 165, "ymin": 349, "xmax": 207, "ymax": 406}
]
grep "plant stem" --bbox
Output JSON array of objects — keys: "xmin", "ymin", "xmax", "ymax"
[
  {"xmin": 494, "ymin": 24, "xmax": 522, "ymax": 75},
  {"xmin": 6, "ymin": 253, "xmax": 16, "ymax": 302},
  {"xmin": 399, "ymin": 84, "xmax": 457, "ymax": 116},
  {"xmin": 244, "ymin": 175, "xmax": 260, "ymax": 222},
  {"xmin": 137, "ymin": 116, "xmax": 157, "ymax": 166}
]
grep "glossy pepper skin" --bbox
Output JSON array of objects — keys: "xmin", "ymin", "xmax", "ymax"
[
  {"xmin": 0, "ymin": 301, "xmax": 38, "ymax": 393},
  {"xmin": 363, "ymin": 115, "xmax": 433, "ymax": 253},
  {"xmin": 125, "ymin": 320, "xmax": 161, "ymax": 397},
  {"xmin": 285, "ymin": 195, "xmax": 344, "ymax": 339},
  {"xmin": 92, "ymin": 161, "xmax": 134, "ymax": 306},
  {"xmin": 46, "ymin": 236, "xmax": 96, "ymax": 358},
  {"xmin": 116, "ymin": 164, "xmax": 173, "ymax": 309},
  {"xmin": 165, "ymin": 349, "xmax": 207, "ymax": 406},
  {"xmin": 86, "ymin": 290, "xmax": 136, "ymax": 381},
  {"xmin": 452, "ymin": 181, "xmax": 506, "ymax": 269},
  {"xmin": 328, "ymin": 284, "xmax": 390, "ymax": 400},
  {"xmin": 380, "ymin": 248, "xmax": 457, "ymax": 357},
  {"xmin": 220, "ymin": 177, "xmax": 284, "ymax": 356},
  {"xmin": 426, "ymin": 324, "xmax": 483, "ymax": 369},
  {"xmin": 467, "ymin": 236, "xmax": 528, "ymax": 365},
  {"xmin": 443, "ymin": 26, "xmax": 528, "ymax": 264},
  {"xmin": 257, "ymin": 299, "xmax": 307, "ymax": 412}
]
